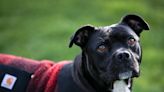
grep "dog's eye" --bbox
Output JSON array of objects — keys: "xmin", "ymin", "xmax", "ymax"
[
  {"xmin": 97, "ymin": 45, "xmax": 108, "ymax": 53},
  {"xmin": 127, "ymin": 37, "xmax": 136, "ymax": 46}
]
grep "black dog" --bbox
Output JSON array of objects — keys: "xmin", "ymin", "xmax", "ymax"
[{"xmin": 57, "ymin": 14, "xmax": 149, "ymax": 92}]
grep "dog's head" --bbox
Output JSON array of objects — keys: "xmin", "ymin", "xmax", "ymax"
[{"xmin": 69, "ymin": 14, "xmax": 149, "ymax": 84}]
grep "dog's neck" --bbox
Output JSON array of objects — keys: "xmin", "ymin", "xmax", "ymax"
[
  {"xmin": 72, "ymin": 54, "xmax": 106, "ymax": 92},
  {"xmin": 72, "ymin": 54, "xmax": 132, "ymax": 92}
]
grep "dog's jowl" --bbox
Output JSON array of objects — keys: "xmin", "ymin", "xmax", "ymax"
[{"xmin": 0, "ymin": 14, "xmax": 149, "ymax": 92}]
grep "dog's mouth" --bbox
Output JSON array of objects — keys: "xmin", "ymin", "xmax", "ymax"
[
  {"xmin": 100, "ymin": 70, "xmax": 139, "ymax": 84},
  {"xmin": 100, "ymin": 63, "xmax": 140, "ymax": 84},
  {"xmin": 118, "ymin": 71, "xmax": 134, "ymax": 80},
  {"xmin": 118, "ymin": 70, "xmax": 140, "ymax": 80},
  {"xmin": 118, "ymin": 71, "xmax": 132, "ymax": 80}
]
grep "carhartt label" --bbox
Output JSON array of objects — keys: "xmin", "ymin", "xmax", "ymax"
[{"xmin": 1, "ymin": 74, "xmax": 17, "ymax": 90}]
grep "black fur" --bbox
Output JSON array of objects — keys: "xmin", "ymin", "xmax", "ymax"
[{"xmin": 57, "ymin": 14, "xmax": 149, "ymax": 92}]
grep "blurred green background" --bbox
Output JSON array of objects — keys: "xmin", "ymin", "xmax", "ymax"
[{"xmin": 0, "ymin": 0, "xmax": 163, "ymax": 92}]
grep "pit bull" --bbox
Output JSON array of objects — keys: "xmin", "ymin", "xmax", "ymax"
[{"xmin": 0, "ymin": 14, "xmax": 149, "ymax": 92}]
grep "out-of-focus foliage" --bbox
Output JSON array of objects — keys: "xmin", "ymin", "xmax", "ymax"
[{"xmin": 0, "ymin": 0, "xmax": 163, "ymax": 92}]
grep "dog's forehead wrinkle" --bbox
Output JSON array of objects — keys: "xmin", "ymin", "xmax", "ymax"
[
  {"xmin": 96, "ymin": 25, "xmax": 138, "ymax": 40},
  {"xmin": 96, "ymin": 26, "xmax": 113, "ymax": 36},
  {"xmin": 108, "ymin": 27, "xmax": 139, "ymax": 41},
  {"xmin": 89, "ymin": 32, "xmax": 106, "ymax": 43},
  {"xmin": 89, "ymin": 30, "xmax": 111, "ymax": 44}
]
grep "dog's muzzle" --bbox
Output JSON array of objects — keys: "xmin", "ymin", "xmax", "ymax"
[{"xmin": 113, "ymin": 50, "xmax": 140, "ymax": 80}]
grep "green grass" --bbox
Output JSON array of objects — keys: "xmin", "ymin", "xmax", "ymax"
[{"xmin": 0, "ymin": 0, "xmax": 163, "ymax": 92}]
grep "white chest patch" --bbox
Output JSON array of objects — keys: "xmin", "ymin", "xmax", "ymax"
[{"xmin": 112, "ymin": 80, "xmax": 131, "ymax": 92}]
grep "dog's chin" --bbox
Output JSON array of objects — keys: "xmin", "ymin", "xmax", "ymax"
[
  {"xmin": 118, "ymin": 71, "xmax": 132, "ymax": 80},
  {"xmin": 101, "ymin": 70, "xmax": 139, "ymax": 85}
]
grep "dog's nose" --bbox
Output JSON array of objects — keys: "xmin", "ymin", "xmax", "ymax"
[{"xmin": 116, "ymin": 51, "xmax": 131, "ymax": 61}]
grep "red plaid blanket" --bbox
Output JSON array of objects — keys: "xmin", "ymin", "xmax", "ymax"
[{"xmin": 0, "ymin": 54, "xmax": 69, "ymax": 92}]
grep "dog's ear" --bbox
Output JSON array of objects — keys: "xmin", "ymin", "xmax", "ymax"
[
  {"xmin": 121, "ymin": 14, "xmax": 149, "ymax": 36},
  {"xmin": 69, "ymin": 25, "xmax": 95, "ymax": 48}
]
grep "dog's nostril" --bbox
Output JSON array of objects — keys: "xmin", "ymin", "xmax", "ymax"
[
  {"xmin": 124, "ymin": 52, "xmax": 130, "ymax": 58},
  {"xmin": 117, "ymin": 52, "xmax": 130, "ymax": 60},
  {"xmin": 118, "ymin": 54, "xmax": 123, "ymax": 59}
]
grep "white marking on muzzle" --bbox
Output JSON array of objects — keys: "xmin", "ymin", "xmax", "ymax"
[{"xmin": 119, "ymin": 71, "xmax": 132, "ymax": 80}]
